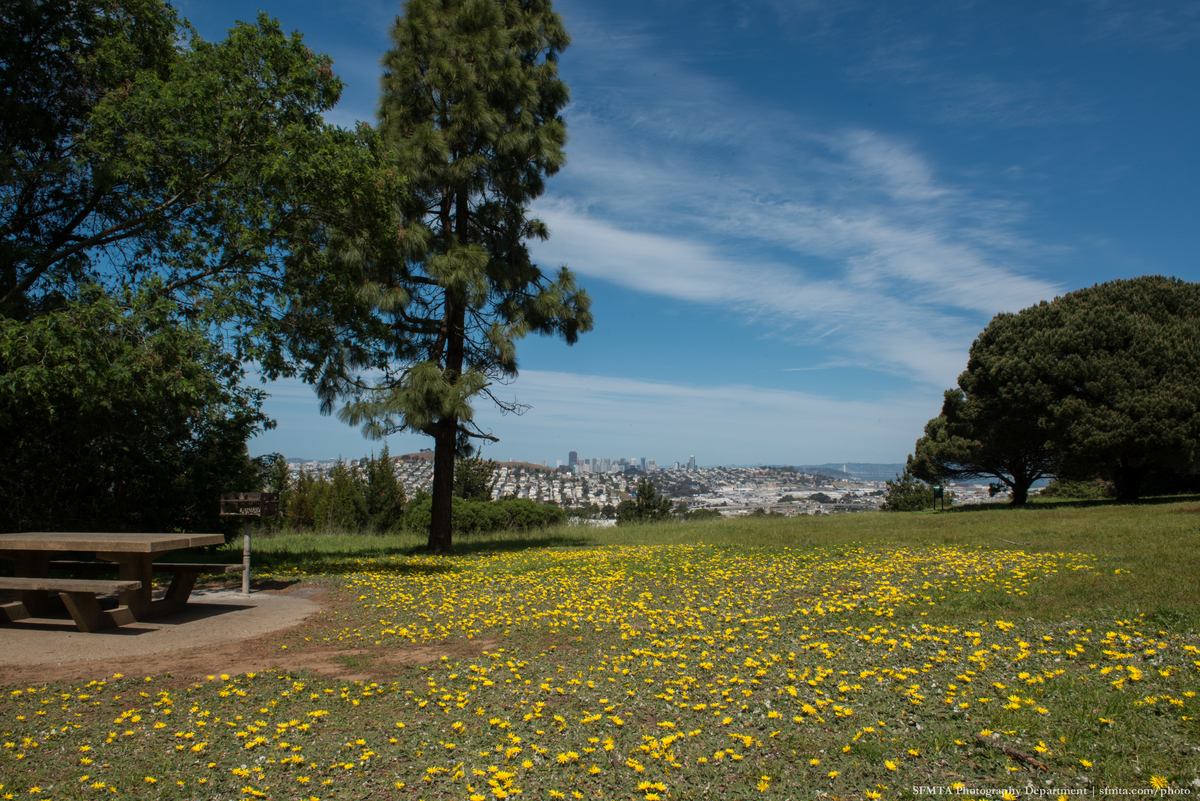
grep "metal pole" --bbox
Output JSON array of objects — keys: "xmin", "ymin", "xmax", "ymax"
[{"xmin": 242, "ymin": 519, "xmax": 251, "ymax": 596}]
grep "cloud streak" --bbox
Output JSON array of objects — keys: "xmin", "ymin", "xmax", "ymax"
[{"xmin": 531, "ymin": 30, "xmax": 1063, "ymax": 389}]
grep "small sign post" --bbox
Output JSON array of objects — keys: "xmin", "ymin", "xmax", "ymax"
[
  {"xmin": 219, "ymin": 492, "xmax": 279, "ymax": 596},
  {"xmin": 932, "ymin": 484, "xmax": 945, "ymax": 512}
]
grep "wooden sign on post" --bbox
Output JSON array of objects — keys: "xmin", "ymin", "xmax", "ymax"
[{"xmin": 219, "ymin": 492, "xmax": 279, "ymax": 596}]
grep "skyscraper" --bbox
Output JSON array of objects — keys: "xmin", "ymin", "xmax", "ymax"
[
  {"xmin": 687, "ymin": 455, "xmax": 696, "ymax": 470},
  {"xmin": 568, "ymin": 451, "xmax": 578, "ymax": 467}
]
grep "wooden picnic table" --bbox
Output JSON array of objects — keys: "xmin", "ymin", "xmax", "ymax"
[{"xmin": 0, "ymin": 532, "xmax": 232, "ymax": 632}]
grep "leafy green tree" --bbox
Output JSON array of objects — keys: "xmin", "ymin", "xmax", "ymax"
[
  {"xmin": 2, "ymin": 1, "xmax": 426, "ymax": 539},
  {"xmin": 1, "ymin": 0, "xmax": 405, "ymax": 400},
  {"xmin": 0, "ymin": 290, "xmax": 266, "ymax": 533},
  {"xmin": 882, "ymin": 467, "xmax": 935, "ymax": 512},
  {"xmin": 616, "ymin": 478, "xmax": 672, "ymax": 525},
  {"xmin": 908, "ymin": 388, "xmax": 1056, "ymax": 506},
  {"xmin": 934, "ymin": 276, "xmax": 1200, "ymax": 503},
  {"xmin": 454, "ymin": 457, "xmax": 497, "ymax": 501},
  {"xmin": 335, "ymin": 0, "xmax": 592, "ymax": 554}
]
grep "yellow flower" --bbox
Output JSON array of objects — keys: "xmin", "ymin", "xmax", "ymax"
[{"xmin": 1150, "ymin": 777, "xmax": 1170, "ymax": 790}]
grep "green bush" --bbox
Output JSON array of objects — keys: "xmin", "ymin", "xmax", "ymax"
[
  {"xmin": 883, "ymin": 467, "xmax": 936, "ymax": 512},
  {"xmin": 404, "ymin": 495, "xmax": 565, "ymax": 535}
]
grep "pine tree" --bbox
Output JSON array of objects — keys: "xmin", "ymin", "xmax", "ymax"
[
  {"xmin": 365, "ymin": 446, "xmax": 407, "ymax": 533},
  {"xmin": 315, "ymin": 460, "xmax": 368, "ymax": 531},
  {"xmin": 286, "ymin": 467, "xmax": 317, "ymax": 529},
  {"xmin": 336, "ymin": 0, "xmax": 592, "ymax": 552},
  {"xmin": 616, "ymin": 478, "xmax": 672, "ymax": 525}
]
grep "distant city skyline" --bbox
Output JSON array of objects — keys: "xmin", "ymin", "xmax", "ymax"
[{"xmin": 185, "ymin": 0, "xmax": 1200, "ymax": 466}]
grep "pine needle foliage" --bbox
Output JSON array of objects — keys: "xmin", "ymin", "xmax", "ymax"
[{"xmin": 336, "ymin": 0, "xmax": 592, "ymax": 553}]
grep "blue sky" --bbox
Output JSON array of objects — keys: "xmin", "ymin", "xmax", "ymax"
[{"xmin": 183, "ymin": 0, "xmax": 1200, "ymax": 466}]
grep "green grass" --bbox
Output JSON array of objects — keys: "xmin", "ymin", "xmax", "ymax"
[{"xmin": 5, "ymin": 498, "xmax": 1200, "ymax": 799}]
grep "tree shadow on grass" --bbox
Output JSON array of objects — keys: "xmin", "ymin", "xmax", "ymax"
[
  {"xmin": 399, "ymin": 533, "xmax": 598, "ymax": 557},
  {"xmin": 248, "ymin": 533, "xmax": 598, "ymax": 575},
  {"xmin": 938, "ymin": 493, "xmax": 1200, "ymax": 514},
  {"xmin": 250, "ymin": 552, "xmax": 456, "ymax": 576}
]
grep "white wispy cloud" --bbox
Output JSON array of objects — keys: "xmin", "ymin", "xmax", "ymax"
[
  {"xmin": 531, "ymin": 25, "xmax": 1062, "ymax": 389},
  {"xmin": 250, "ymin": 367, "xmax": 933, "ymax": 463}
]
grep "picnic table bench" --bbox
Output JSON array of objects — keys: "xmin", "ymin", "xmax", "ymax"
[
  {"xmin": 0, "ymin": 532, "xmax": 230, "ymax": 632},
  {"xmin": 0, "ymin": 576, "xmax": 143, "ymax": 633},
  {"xmin": 46, "ymin": 561, "xmax": 244, "ymax": 610}
]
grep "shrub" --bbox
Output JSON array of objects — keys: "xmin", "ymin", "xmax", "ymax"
[
  {"xmin": 883, "ymin": 467, "xmax": 935, "ymax": 512},
  {"xmin": 404, "ymin": 495, "xmax": 565, "ymax": 535}
]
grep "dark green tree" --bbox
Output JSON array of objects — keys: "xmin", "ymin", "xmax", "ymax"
[
  {"xmin": 616, "ymin": 478, "xmax": 672, "ymax": 525},
  {"xmin": 0, "ymin": 290, "xmax": 266, "ymax": 533},
  {"xmin": 929, "ymin": 276, "xmax": 1200, "ymax": 503},
  {"xmin": 336, "ymin": 0, "xmax": 592, "ymax": 553},
  {"xmin": 908, "ymin": 388, "xmax": 1056, "ymax": 506},
  {"xmin": 285, "ymin": 467, "xmax": 318, "ymax": 529},
  {"xmin": 1036, "ymin": 277, "xmax": 1200, "ymax": 501},
  {"xmin": 314, "ymin": 460, "xmax": 368, "ymax": 531},
  {"xmin": 454, "ymin": 457, "xmax": 498, "ymax": 501},
  {"xmin": 364, "ymin": 446, "xmax": 407, "ymax": 533}
]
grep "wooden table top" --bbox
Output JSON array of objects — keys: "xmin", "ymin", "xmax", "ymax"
[{"xmin": 0, "ymin": 532, "xmax": 224, "ymax": 553}]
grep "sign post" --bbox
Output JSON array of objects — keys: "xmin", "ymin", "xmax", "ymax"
[
  {"xmin": 932, "ymin": 484, "xmax": 945, "ymax": 512},
  {"xmin": 219, "ymin": 492, "xmax": 279, "ymax": 596}
]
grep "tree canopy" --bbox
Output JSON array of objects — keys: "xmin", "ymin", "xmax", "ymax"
[
  {"xmin": 910, "ymin": 276, "xmax": 1200, "ymax": 504},
  {"xmin": 1, "ymin": 0, "xmax": 397, "ymax": 531},
  {"xmin": 336, "ymin": 0, "xmax": 593, "ymax": 553},
  {"xmin": 2, "ymin": 0, "xmax": 391, "ymax": 378},
  {"xmin": 908, "ymin": 387, "xmax": 1055, "ymax": 505},
  {"xmin": 0, "ymin": 289, "xmax": 265, "ymax": 533}
]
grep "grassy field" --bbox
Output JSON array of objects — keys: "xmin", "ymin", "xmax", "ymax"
[{"xmin": 4, "ymin": 498, "xmax": 1200, "ymax": 799}]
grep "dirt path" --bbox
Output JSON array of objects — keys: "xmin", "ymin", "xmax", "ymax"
[{"xmin": 1, "ymin": 581, "xmax": 497, "ymax": 686}]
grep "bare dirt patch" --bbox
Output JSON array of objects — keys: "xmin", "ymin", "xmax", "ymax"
[{"xmin": 1, "ymin": 579, "xmax": 502, "ymax": 687}]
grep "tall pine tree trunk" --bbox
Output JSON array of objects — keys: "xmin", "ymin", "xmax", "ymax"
[
  {"xmin": 428, "ymin": 287, "xmax": 467, "ymax": 553},
  {"xmin": 428, "ymin": 419, "xmax": 456, "ymax": 552}
]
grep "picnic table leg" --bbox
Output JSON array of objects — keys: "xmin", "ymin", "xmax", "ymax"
[
  {"xmin": 161, "ymin": 570, "xmax": 199, "ymax": 614},
  {"xmin": 11, "ymin": 552, "xmax": 54, "ymax": 617},
  {"xmin": 99, "ymin": 552, "xmax": 154, "ymax": 619},
  {"xmin": 58, "ymin": 591, "xmax": 131, "ymax": 632}
]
